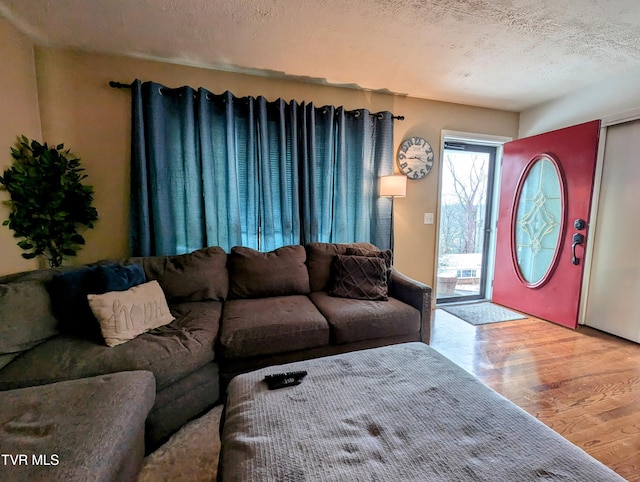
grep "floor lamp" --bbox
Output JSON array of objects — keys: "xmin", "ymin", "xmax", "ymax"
[{"xmin": 379, "ymin": 175, "xmax": 407, "ymax": 253}]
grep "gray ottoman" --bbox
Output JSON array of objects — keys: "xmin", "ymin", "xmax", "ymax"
[
  {"xmin": 0, "ymin": 370, "xmax": 155, "ymax": 482},
  {"xmin": 219, "ymin": 342, "xmax": 624, "ymax": 481}
]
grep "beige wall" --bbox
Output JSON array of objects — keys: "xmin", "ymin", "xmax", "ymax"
[
  {"xmin": 0, "ymin": 19, "xmax": 42, "ymax": 275},
  {"xmin": 390, "ymin": 99, "xmax": 517, "ymax": 287},
  {"xmin": 30, "ymin": 47, "xmax": 518, "ymax": 286}
]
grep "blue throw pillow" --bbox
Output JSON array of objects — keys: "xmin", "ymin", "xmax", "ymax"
[{"xmin": 94, "ymin": 263, "xmax": 146, "ymax": 292}]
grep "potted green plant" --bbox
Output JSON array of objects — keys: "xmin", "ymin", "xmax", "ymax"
[{"xmin": 0, "ymin": 136, "xmax": 98, "ymax": 268}]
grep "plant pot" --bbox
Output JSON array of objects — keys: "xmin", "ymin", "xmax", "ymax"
[{"xmin": 437, "ymin": 275, "xmax": 458, "ymax": 296}]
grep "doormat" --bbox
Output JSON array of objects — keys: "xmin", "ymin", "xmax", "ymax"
[{"xmin": 440, "ymin": 302, "xmax": 526, "ymax": 326}]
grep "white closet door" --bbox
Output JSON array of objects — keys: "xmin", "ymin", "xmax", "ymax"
[{"xmin": 584, "ymin": 119, "xmax": 640, "ymax": 341}]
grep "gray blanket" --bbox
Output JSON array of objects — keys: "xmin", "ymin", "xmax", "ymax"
[{"xmin": 219, "ymin": 342, "xmax": 624, "ymax": 481}]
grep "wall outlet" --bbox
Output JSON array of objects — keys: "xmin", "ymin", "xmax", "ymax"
[{"xmin": 424, "ymin": 213, "xmax": 434, "ymax": 224}]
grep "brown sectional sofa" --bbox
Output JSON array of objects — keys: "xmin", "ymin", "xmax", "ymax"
[
  {"xmin": 0, "ymin": 241, "xmax": 431, "ymax": 471},
  {"xmin": 217, "ymin": 242, "xmax": 431, "ymax": 385}
]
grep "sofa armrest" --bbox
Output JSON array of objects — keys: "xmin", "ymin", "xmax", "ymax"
[{"xmin": 388, "ymin": 269, "xmax": 432, "ymax": 344}]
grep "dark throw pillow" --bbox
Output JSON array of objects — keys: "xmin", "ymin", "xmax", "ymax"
[
  {"xmin": 48, "ymin": 265, "xmax": 103, "ymax": 339},
  {"xmin": 345, "ymin": 246, "xmax": 392, "ymax": 270},
  {"xmin": 329, "ymin": 254, "xmax": 388, "ymax": 301},
  {"xmin": 94, "ymin": 263, "xmax": 146, "ymax": 292}
]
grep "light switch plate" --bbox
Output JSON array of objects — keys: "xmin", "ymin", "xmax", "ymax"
[{"xmin": 424, "ymin": 213, "xmax": 434, "ymax": 224}]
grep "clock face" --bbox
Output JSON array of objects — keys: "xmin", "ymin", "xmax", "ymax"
[{"xmin": 397, "ymin": 136, "xmax": 434, "ymax": 180}]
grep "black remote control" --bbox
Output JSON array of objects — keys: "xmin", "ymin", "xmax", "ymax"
[
  {"xmin": 267, "ymin": 376, "xmax": 303, "ymax": 390},
  {"xmin": 263, "ymin": 371, "xmax": 307, "ymax": 382},
  {"xmin": 263, "ymin": 371, "xmax": 307, "ymax": 390}
]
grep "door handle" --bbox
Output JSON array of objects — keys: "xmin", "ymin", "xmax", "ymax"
[{"xmin": 572, "ymin": 233, "xmax": 585, "ymax": 265}]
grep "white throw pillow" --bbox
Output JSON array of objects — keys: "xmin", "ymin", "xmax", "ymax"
[{"xmin": 87, "ymin": 280, "xmax": 175, "ymax": 347}]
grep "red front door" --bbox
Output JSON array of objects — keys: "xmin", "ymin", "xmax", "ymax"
[{"xmin": 492, "ymin": 120, "xmax": 600, "ymax": 329}]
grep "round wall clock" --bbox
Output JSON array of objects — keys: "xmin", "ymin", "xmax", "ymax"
[{"xmin": 397, "ymin": 136, "xmax": 434, "ymax": 180}]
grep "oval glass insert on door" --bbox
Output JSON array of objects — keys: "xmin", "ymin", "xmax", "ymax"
[{"xmin": 513, "ymin": 155, "xmax": 565, "ymax": 286}]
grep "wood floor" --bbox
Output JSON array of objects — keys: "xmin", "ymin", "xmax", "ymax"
[{"xmin": 431, "ymin": 308, "xmax": 640, "ymax": 481}]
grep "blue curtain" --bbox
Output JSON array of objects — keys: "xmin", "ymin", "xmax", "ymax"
[{"xmin": 130, "ymin": 80, "xmax": 393, "ymax": 256}]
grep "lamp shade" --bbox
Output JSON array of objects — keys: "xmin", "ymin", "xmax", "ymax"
[{"xmin": 379, "ymin": 175, "xmax": 407, "ymax": 197}]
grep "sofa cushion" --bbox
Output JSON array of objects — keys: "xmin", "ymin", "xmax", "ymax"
[
  {"xmin": 0, "ymin": 354, "xmax": 18, "ymax": 371},
  {"xmin": 0, "ymin": 280, "xmax": 59, "ymax": 369},
  {"xmin": 0, "ymin": 300, "xmax": 221, "ymax": 392},
  {"xmin": 88, "ymin": 280, "xmax": 175, "ymax": 347},
  {"xmin": 220, "ymin": 296, "xmax": 329, "ymax": 358},
  {"xmin": 329, "ymin": 254, "xmax": 388, "ymax": 301},
  {"xmin": 306, "ymin": 242, "xmax": 381, "ymax": 292},
  {"xmin": 130, "ymin": 247, "xmax": 228, "ymax": 302},
  {"xmin": 0, "ymin": 371, "xmax": 155, "ymax": 482},
  {"xmin": 309, "ymin": 291, "xmax": 420, "ymax": 344},
  {"xmin": 228, "ymin": 245, "xmax": 310, "ymax": 299},
  {"xmin": 146, "ymin": 363, "xmax": 219, "ymax": 452}
]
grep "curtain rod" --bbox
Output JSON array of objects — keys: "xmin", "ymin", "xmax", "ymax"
[
  {"xmin": 109, "ymin": 81, "xmax": 132, "ymax": 89},
  {"xmin": 109, "ymin": 80, "xmax": 404, "ymax": 120}
]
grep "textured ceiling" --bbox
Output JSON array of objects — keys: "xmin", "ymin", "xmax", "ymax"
[{"xmin": 2, "ymin": 0, "xmax": 640, "ymax": 111}]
